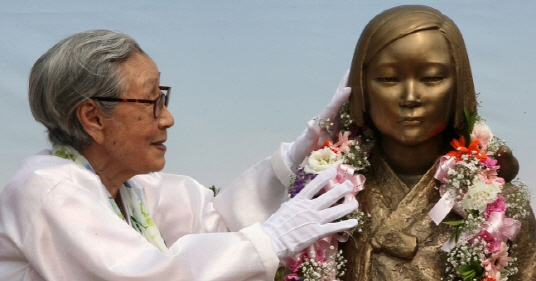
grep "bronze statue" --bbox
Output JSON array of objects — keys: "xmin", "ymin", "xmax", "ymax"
[{"xmin": 341, "ymin": 5, "xmax": 536, "ymax": 280}]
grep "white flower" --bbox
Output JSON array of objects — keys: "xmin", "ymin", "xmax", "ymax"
[
  {"xmin": 302, "ymin": 147, "xmax": 343, "ymax": 174},
  {"xmin": 459, "ymin": 180, "xmax": 501, "ymax": 212}
]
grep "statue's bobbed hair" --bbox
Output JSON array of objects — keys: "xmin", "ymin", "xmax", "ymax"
[{"xmin": 348, "ymin": 5, "xmax": 477, "ymax": 130}]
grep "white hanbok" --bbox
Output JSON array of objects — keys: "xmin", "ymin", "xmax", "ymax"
[{"xmin": 0, "ymin": 145, "xmax": 293, "ymax": 281}]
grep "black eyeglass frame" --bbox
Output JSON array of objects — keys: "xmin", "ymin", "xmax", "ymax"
[{"xmin": 91, "ymin": 86, "xmax": 171, "ymax": 118}]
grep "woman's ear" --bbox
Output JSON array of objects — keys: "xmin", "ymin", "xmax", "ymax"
[{"xmin": 77, "ymin": 100, "xmax": 105, "ymax": 145}]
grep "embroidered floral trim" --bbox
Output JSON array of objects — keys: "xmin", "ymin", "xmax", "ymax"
[{"xmin": 52, "ymin": 145, "xmax": 168, "ymax": 252}]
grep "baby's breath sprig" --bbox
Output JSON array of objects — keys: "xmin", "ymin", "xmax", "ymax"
[
  {"xmin": 444, "ymin": 158, "xmax": 479, "ymax": 193},
  {"xmin": 460, "ymin": 212, "xmax": 486, "ymax": 236},
  {"xmin": 503, "ymin": 179, "xmax": 533, "ymax": 220},
  {"xmin": 444, "ymin": 238, "xmax": 487, "ymax": 281},
  {"xmin": 314, "ymin": 117, "xmax": 334, "ymax": 134},
  {"xmin": 342, "ymin": 142, "xmax": 370, "ymax": 172},
  {"xmin": 486, "ymin": 135, "xmax": 507, "ymax": 155},
  {"xmin": 339, "ymin": 102, "xmax": 354, "ymax": 131},
  {"xmin": 297, "ymin": 248, "xmax": 347, "ymax": 281},
  {"xmin": 345, "ymin": 210, "xmax": 370, "ymax": 235}
]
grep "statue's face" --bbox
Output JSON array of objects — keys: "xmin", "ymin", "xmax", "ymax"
[{"xmin": 365, "ymin": 30, "xmax": 455, "ymax": 146}]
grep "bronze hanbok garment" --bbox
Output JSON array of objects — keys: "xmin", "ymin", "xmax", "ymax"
[{"xmin": 342, "ymin": 151, "xmax": 536, "ymax": 281}]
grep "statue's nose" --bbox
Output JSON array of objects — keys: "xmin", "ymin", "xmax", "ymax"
[{"xmin": 399, "ymin": 80, "xmax": 422, "ymax": 108}]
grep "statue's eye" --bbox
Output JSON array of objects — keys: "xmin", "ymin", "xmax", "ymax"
[
  {"xmin": 422, "ymin": 77, "xmax": 443, "ymax": 83},
  {"xmin": 375, "ymin": 77, "xmax": 398, "ymax": 83}
]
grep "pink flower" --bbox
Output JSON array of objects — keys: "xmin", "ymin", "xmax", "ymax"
[
  {"xmin": 330, "ymin": 131, "xmax": 355, "ymax": 154},
  {"xmin": 473, "ymin": 230, "xmax": 494, "ymax": 244},
  {"xmin": 478, "ymin": 169, "xmax": 505, "ymax": 186},
  {"xmin": 480, "ymin": 157, "xmax": 500, "ymax": 170},
  {"xmin": 471, "ymin": 122, "xmax": 493, "ymax": 152},
  {"xmin": 473, "ymin": 230, "xmax": 501, "ymax": 253},
  {"xmin": 484, "ymin": 195, "xmax": 507, "ymax": 219},
  {"xmin": 481, "ymin": 242, "xmax": 512, "ymax": 279},
  {"xmin": 282, "ymin": 253, "xmax": 305, "ymax": 272},
  {"xmin": 478, "ymin": 158, "xmax": 505, "ymax": 186}
]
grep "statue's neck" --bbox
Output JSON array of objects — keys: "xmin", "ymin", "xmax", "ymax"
[{"xmin": 377, "ymin": 132, "xmax": 451, "ymax": 184}]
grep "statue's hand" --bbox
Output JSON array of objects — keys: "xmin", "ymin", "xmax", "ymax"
[
  {"xmin": 495, "ymin": 145, "xmax": 519, "ymax": 183},
  {"xmin": 371, "ymin": 231, "xmax": 417, "ymax": 260},
  {"xmin": 284, "ymin": 71, "xmax": 351, "ymax": 172}
]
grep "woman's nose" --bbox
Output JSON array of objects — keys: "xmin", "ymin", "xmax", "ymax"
[{"xmin": 159, "ymin": 106, "xmax": 175, "ymax": 129}]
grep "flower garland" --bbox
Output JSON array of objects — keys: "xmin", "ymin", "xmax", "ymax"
[
  {"xmin": 278, "ymin": 102, "xmax": 531, "ymax": 281},
  {"xmin": 279, "ymin": 102, "xmax": 374, "ymax": 281},
  {"xmin": 430, "ymin": 115, "xmax": 532, "ymax": 281}
]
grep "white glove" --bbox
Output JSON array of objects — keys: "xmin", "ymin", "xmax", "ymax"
[
  {"xmin": 285, "ymin": 71, "xmax": 351, "ymax": 172},
  {"xmin": 261, "ymin": 167, "xmax": 358, "ymax": 260}
]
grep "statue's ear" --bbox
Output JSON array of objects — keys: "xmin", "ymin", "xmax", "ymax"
[{"xmin": 76, "ymin": 100, "xmax": 105, "ymax": 145}]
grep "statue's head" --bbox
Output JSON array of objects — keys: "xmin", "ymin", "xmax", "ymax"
[{"xmin": 348, "ymin": 5, "xmax": 477, "ymax": 142}]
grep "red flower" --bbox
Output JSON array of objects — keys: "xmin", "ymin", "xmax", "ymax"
[
  {"xmin": 446, "ymin": 136, "xmax": 487, "ymax": 162},
  {"xmin": 321, "ymin": 139, "xmax": 335, "ymax": 151},
  {"xmin": 481, "ymin": 277, "xmax": 497, "ymax": 281}
]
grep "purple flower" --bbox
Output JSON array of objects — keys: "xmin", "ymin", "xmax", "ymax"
[{"xmin": 289, "ymin": 168, "xmax": 317, "ymax": 198}]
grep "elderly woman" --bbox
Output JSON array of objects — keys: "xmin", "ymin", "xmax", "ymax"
[{"xmin": 0, "ymin": 30, "xmax": 358, "ymax": 280}]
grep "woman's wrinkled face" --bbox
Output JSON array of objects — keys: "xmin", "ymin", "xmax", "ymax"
[
  {"xmin": 365, "ymin": 30, "xmax": 455, "ymax": 147},
  {"xmin": 101, "ymin": 52, "xmax": 174, "ymax": 175}
]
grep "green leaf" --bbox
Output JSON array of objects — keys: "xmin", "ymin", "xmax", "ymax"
[
  {"xmin": 274, "ymin": 267, "xmax": 286, "ymax": 281},
  {"xmin": 454, "ymin": 107, "xmax": 478, "ymax": 146},
  {"xmin": 207, "ymin": 185, "xmax": 220, "ymax": 196},
  {"xmin": 466, "ymin": 209, "xmax": 479, "ymax": 216},
  {"xmin": 471, "ymin": 259, "xmax": 484, "ymax": 277},
  {"xmin": 456, "ymin": 260, "xmax": 484, "ymax": 281},
  {"xmin": 457, "ymin": 265, "xmax": 476, "ymax": 280},
  {"xmin": 442, "ymin": 220, "xmax": 464, "ymax": 226},
  {"xmin": 455, "ymin": 226, "xmax": 462, "ymax": 243},
  {"xmin": 463, "ymin": 107, "xmax": 477, "ymax": 146},
  {"xmin": 443, "ymin": 219, "xmax": 465, "ymax": 243}
]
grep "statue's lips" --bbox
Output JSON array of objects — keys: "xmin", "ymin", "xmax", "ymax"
[{"xmin": 399, "ymin": 117, "xmax": 422, "ymax": 125}]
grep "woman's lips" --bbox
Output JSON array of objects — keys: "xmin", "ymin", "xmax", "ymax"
[{"xmin": 152, "ymin": 141, "xmax": 167, "ymax": 151}]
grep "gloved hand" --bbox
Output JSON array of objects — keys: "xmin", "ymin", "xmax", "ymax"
[
  {"xmin": 261, "ymin": 167, "xmax": 358, "ymax": 260},
  {"xmin": 284, "ymin": 71, "xmax": 351, "ymax": 172}
]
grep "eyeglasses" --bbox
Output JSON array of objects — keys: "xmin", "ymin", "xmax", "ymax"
[{"xmin": 91, "ymin": 86, "xmax": 171, "ymax": 118}]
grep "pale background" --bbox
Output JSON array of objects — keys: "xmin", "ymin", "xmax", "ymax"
[{"xmin": 1, "ymin": 1, "xmax": 535, "ymax": 210}]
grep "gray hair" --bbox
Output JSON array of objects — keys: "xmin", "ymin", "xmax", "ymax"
[{"xmin": 29, "ymin": 29, "xmax": 144, "ymax": 150}]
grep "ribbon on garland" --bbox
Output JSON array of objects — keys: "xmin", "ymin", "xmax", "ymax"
[
  {"xmin": 324, "ymin": 164, "xmax": 365, "ymax": 204},
  {"xmin": 485, "ymin": 211, "xmax": 521, "ymax": 243}
]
